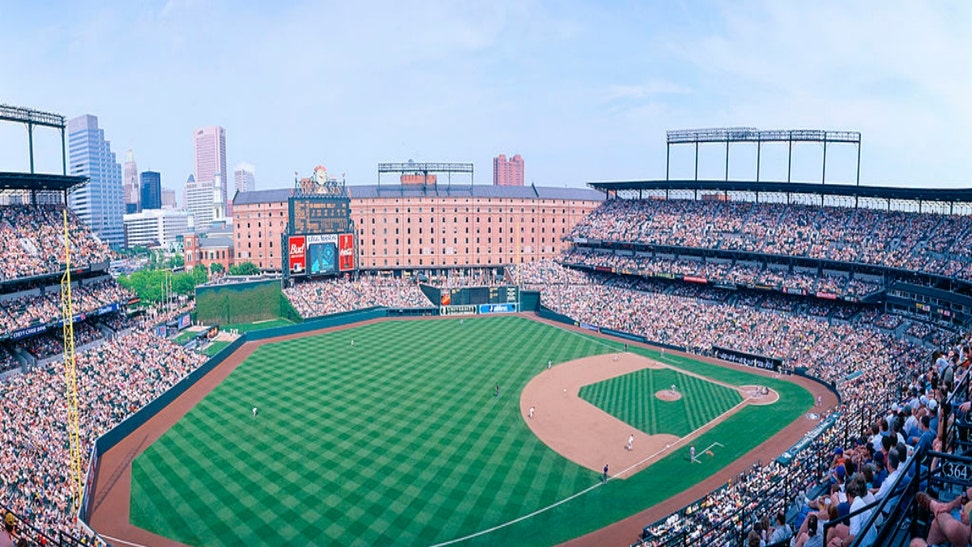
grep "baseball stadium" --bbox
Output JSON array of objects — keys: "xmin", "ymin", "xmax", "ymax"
[{"xmin": 3, "ymin": 110, "xmax": 972, "ymax": 547}]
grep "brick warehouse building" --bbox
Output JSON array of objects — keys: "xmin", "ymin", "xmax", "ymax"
[{"xmin": 230, "ymin": 184, "xmax": 602, "ymax": 272}]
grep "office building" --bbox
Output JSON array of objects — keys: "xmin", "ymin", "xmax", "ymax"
[
  {"xmin": 67, "ymin": 114, "xmax": 125, "ymax": 247},
  {"xmin": 123, "ymin": 208, "xmax": 192, "ymax": 247},
  {"xmin": 234, "ymin": 164, "xmax": 255, "ymax": 194},
  {"xmin": 161, "ymin": 188, "xmax": 177, "ymax": 209},
  {"xmin": 140, "ymin": 171, "xmax": 162, "ymax": 210},
  {"xmin": 193, "ymin": 126, "xmax": 228, "ymax": 216},
  {"xmin": 493, "ymin": 154, "xmax": 525, "ymax": 186},
  {"xmin": 184, "ymin": 174, "xmax": 214, "ymax": 232},
  {"xmin": 123, "ymin": 149, "xmax": 139, "ymax": 213}
]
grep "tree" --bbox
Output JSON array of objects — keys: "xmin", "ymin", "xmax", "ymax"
[
  {"xmin": 192, "ymin": 264, "xmax": 209, "ymax": 285},
  {"xmin": 210, "ymin": 262, "xmax": 225, "ymax": 275},
  {"xmin": 172, "ymin": 272, "xmax": 196, "ymax": 295},
  {"xmin": 168, "ymin": 254, "xmax": 185, "ymax": 270},
  {"xmin": 229, "ymin": 261, "xmax": 260, "ymax": 276}
]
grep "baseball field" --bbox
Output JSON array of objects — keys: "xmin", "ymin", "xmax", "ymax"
[{"xmin": 121, "ymin": 316, "xmax": 815, "ymax": 546}]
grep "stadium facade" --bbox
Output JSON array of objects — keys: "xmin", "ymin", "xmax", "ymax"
[{"xmin": 229, "ymin": 183, "xmax": 602, "ymax": 272}]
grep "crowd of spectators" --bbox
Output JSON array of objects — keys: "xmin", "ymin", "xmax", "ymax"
[
  {"xmin": 570, "ymin": 199, "xmax": 972, "ymax": 279},
  {"xmin": 284, "ymin": 276, "xmax": 431, "ymax": 318},
  {"xmin": 19, "ymin": 322, "xmax": 104, "ymax": 362},
  {"xmin": 0, "ymin": 330, "xmax": 206, "ymax": 542},
  {"xmin": 0, "ymin": 278, "xmax": 134, "ymax": 337},
  {"xmin": 0, "ymin": 205, "xmax": 113, "ymax": 282},
  {"xmin": 562, "ymin": 248, "xmax": 882, "ymax": 299},
  {"xmin": 0, "ymin": 346, "xmax": 17, "ymax": 375},
  {"xmin": 510, "ymin": 260, "xmax": 964, "ymax": 546},
  {"xmin": 424, "ymin": 270, "xmax": 504, "ymax": 288}
]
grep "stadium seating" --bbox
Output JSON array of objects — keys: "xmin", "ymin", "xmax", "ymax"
[
  {"xmin": 283, "ymin": 277, "xmax": 431, "ymax": 318},
  {"xmin": 570, "ymin": 199, "xmax": 972, "ymax": 279},
  {"xmin": 514, "ymin": 260, "xmax": 964, "ymax": 546},
  {"xmin": 0, "ymin": 205, "xmax": 112, "ymax": 282}
]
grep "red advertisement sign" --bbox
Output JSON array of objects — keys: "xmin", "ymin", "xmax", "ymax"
[
  {"xmin": 338, "ymin": 233, "xmax": 355, "ymax": 271},
  {"xmin": 289, "ymin": 236, "xmax": 306, "ymax": 275}
]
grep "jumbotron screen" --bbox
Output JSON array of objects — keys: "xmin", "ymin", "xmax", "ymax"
[{"xmin": 288, "ymin": 234, "xmax": 355, "ymax": 276}]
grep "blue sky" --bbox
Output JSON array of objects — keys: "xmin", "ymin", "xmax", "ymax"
[{"xmin": 0, "ymin": 0, "xmax": 969, "ymax": 190}]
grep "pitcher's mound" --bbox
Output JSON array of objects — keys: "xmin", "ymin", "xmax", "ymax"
[{"xmin": 655, "ymin": 390, "xmax": 682, "ymax": 401}]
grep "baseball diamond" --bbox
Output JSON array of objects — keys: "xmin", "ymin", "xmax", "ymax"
[{"xmin": 90, "ymin": 315, "xmax": 822, "ymax": 547}]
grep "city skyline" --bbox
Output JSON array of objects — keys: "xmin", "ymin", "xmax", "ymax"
[{"xmin": 1, "ymin": 2, "xmax": 970, "ymax": 189}]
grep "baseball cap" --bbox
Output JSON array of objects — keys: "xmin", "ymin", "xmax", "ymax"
[
  {"xmin": 834, "ymin": 447, "xmax": 843, "ymax": 456},
  {"xmin": 835, "ymin": 465, "xmax": 846, "ymax": 479},
  {"xmin": 4, "ymin": 512, "xmax": 14, "ymax": 526}
]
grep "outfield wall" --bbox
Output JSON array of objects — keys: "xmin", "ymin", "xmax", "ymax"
[{"xmin": 195, "ymin": 279, "xmax": 294, "ymax": 325}]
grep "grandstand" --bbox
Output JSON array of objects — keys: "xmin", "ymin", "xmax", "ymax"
[
  {"xmin": 0, "ymin": 106, "xmax": 207, "ymax": 546},
  {"xmin": 3, "ymin": 115, "xmax": 971, "ymax": 546},
  {"xmin": 528, "ymin": 171, "xmax": 972, "ymax": 545}
]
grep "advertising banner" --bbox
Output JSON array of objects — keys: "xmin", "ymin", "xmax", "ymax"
[
  {"xmin": 177, "ymin": 313, "xmax": 192, "ymax": 330},
  {"xmin": 288, "ymin": 236, "xmax": 306, "ymax": 275},
  {"xmin": 478, "ymin": 303, "xmax": 518, "ymax": 314},
  {"xmin": 338, "ymin": 234, "xmax": 355, "ymax": 271},
  {"xmin": 712, "ymin": 345, "xmax": 782, "ymax": 372}
]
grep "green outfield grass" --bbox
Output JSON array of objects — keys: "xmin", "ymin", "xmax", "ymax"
[
  {"xmin": 580, "ymin": 368, "xmax": 742, "ymax": 436},
  {"xmin": 128, "ymin": 317, "xmax": 813, "ymax": 546},
  {"xmin": 171, "ymin": 330, "xmax": 196, "ymax": 345},
  {"xmin": 200, "ymin": 340, "xmax": 230, "ymax": 356}
]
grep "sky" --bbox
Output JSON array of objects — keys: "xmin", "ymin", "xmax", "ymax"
[{"xmin": 0, "ymin": 0, "xmax": 970, "ymax": 191}]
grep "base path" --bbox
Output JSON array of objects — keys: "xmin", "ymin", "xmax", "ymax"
[{"xmin": 521, "ymin": 352, "xmax": 779, "ymax": 479}]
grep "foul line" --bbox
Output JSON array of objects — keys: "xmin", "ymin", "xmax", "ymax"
[
  {"xmin": 430, "ymin": 421, "xmax": 737, "ymax": 546},
  {"xmin": 99, "ymin": 535, "xmax": 149, "ymax": 547},
  {"xmin": 428, "ymin": 479, "xmax": 606, "ymax": 547},
  {"xmin": 557, "ymin": 324, "xmax": 622, "ymax": 352}
]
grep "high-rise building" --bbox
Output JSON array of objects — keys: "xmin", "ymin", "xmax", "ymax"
[
  {"xmin": 123, "ymin": 208, "xmax": 192, "ymax": 247},
  {"xmin": 212, "ymin": 173, "xmax": 228, "ymax": 224},
  {"xmin": 123, "ymin": 149, "xmax": 139, "ymax": 213},
  {"xmin": 140, "ymin": 171, "xmax": 162, "ymax": 210},
  {"xmin": 234, "ymin": 164, "xmax": 255, "ymax": 194},
  {"xmin": 184, "ymin": 174, "xmax": 214, "ymax": 232},
  {"xmin": 193, "ymin": 126, "xmax": 228, "ymax": 216},
  {"xmin": 161, "ymin": 187, "xmax": 177, "ymax": 209},
  {"xmin": 67, "ymin": 115, "xmax": 125, "ymax": 247},
  {"xmin": 493, "ymin": 154, "xmax": 525, "ymax": 186}
]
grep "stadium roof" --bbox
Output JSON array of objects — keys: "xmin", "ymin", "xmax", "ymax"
[
  {"xmin": 198, "ymin": 236, "xmax": 233, "ymax": 249},
  {"xmin": 587, "ymin": 179, "xmax": 972, "ymax": 203},
  {"xmin": 234, "ymin": 185, "xmax": 603, "ymax": 204},
  {"xmin": 0, "ymin": 172, "xmax": 88, "ymax": 192},
  {"xmin": 347, "ymin": 184, "xmax": 603, "ymax": 201},
  {"xmin": 233, "ymin": 188, "xmax": 293, "ymax": 205}
]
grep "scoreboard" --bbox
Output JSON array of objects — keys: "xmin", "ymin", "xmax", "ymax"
[
  {"xmin": 290, "ymin": 198, "xmax": 350, "ymax": 235},
  {"xmin": 442, "ymin": 286, "xmax": 518, "ymax": 306}
]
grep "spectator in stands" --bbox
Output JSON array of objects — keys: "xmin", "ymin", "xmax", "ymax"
[
  {"xmin": 911, "ymin": 488, "xmax": 972, "ymax": 547},
  {"xmin": 768, "ymin": 511, "xmax": 791, "ymax": 544}
]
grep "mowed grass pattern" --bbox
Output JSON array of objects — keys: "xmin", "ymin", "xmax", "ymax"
[
  {"xmin": 129, "ymin": 316, "xmax": 618, "ymax": 546},
  {"xmin": 579, "ymin": 368, "xmax": 742, "ymax": 437}
]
